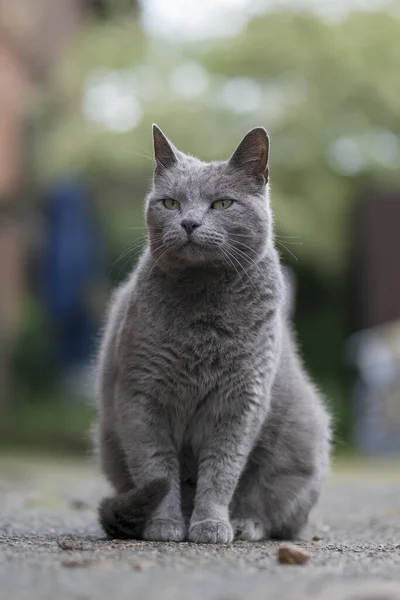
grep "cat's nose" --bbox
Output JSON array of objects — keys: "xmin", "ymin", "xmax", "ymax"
[{"xmin": 181, "ymin": 218, "xmax": 201, "ymax": 235}]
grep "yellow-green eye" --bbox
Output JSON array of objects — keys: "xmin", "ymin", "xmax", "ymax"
[
  {"xmin": 212, "ymin": 199, "xmax": 233, "ymax": 211},
  {"xmin": 163, "ymin": 198, "xmax": 180, "ymax": 210}
]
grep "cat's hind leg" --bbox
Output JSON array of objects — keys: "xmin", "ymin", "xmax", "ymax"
[
  {"xmin": 231, "ymin": 454, "xmax": 323, "ymax": 541},
  {"xmin": 266, "ymin": 472, "xmax": 321, "ymax": 540}
]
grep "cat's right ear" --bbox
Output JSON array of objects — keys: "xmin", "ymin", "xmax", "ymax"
[{"xmin": 152, "ymin": 124, "xmax": 178, "ymax": 175}]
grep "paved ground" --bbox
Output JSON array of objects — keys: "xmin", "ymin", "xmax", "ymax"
[{"xmin": 1, "ymin": 455, "xmax": 400, "ymax": 600}]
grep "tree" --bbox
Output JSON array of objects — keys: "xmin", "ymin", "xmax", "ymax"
[
  {"xmin": 35, "ymin": 8, "xmax": 400, "ymax": 277},
  {"xmin": 31, "ymin": 7, "xmax": 400, "ymax": 440}
]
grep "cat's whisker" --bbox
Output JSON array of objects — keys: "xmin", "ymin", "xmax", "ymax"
[
  {"xmin": 275, "ymin": 237, "xmax": 303, "ymax": 246},
  {"xmin": 213, "ymin": 248, "xmax": 230, "ymax": 272},
  {"xmin": 225, "ymin": 242, "xmax": 266, "ymax": 284},
  {"xmin": 146, "ymin": 246, "xmax": 171, "ymax": 280},
  {"xmin": 276, "ymin": 242, "xmax": 303, "ymax": 245},
  {"xmin": 145, "ymin": 223, "xmax": 180, "ymax": 278},
  {"xmin": 116, "ymin": 147, "xmax": 156, "ymax": 165},
  {"xmin": 110, "ymin": 231, "xmax": 160, "ymax": 278},
  {"xmin": 275, "ymin": 235, "xmax": 302, "ymax": 239},
  {"xmin": 232, "ymin": 232, "xmax": 303, "ymax": 246},
  {"xmin": 230, "ymin": 239, "xmax": 265, "ymax": 260},
  {"xmin": 111, "ymin": 241, "xmax": 144, "ymax": 273},
  {"xmin": 231, "ymin": 241, "xmax": 287, "ymax": 288},
  {"xmin": 275, "ymin": 240, "xmax": 299, "ymax": 261},
  {"xmin": 223, "ymin": 244, "xmax": 260, "ymax": 295},
  {"xmin": 216, "ymin": 246, "xmax": 244, "ymax": 284}
]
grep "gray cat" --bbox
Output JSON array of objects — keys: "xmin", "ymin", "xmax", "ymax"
[{"xmin": 94, "ymin": 125, "xmax": 331, "ymax": 544}]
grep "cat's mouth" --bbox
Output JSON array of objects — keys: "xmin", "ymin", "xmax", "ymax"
[
  {"xmin": 181, "ymin": 237, "xmax": 201, "ymax": 248},
  {"xmin": 177, "ymin": 237, "xmax": 213, "ymax": 263},
  {"xmin": 167, "ymin": 234, "xmax": 218, "ymax": 264}
]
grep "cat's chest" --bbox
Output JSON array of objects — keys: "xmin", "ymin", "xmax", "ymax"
[
  {"xmin": 160, "ymin": 294, "xmax": 247, "ymax": 354},
  {"xmin": 133, "ymin": 296, "xmax": 244, "ymax": 402},
  {"xmin": 160, "ymin": 304, "xmax": 237, "ymax": 374},
  {"xmin": 129, "ymin": 275, "xmax": 273, "ymax": 405}
]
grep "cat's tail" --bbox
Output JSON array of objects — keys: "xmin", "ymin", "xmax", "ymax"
[{"xmin": 98, "ymin": 477, "xmax": 170, "ymax": 539}]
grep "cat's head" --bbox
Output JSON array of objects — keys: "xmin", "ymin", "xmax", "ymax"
[{"xmin": 145, "ymin": 125, "xmax": 272, "ymax": 272}]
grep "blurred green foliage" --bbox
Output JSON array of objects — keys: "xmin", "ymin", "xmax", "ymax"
[
  {"xmin": 18, "ymin": 6, "xmax": 400, "ymax": 450},
  {"xmin": 35, "ymin": 8, "xmax": 400, "ymax": 274}
]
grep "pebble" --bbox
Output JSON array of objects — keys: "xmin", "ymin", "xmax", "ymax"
[{"xmin": 278, "ymin": 543, "xmax": 310, "ymax": 565}]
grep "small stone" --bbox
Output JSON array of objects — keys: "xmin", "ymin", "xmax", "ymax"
[
  {"xmin": 57, "ymin": 537, "xmax": 89, "ymax": 551},
  {"xmin": 57, "ymin": 538, "xmax": 75, "ymax": 551},
  {"xmin": 278, "ymin": 543, "xmax": 310, "ymax": 565}
]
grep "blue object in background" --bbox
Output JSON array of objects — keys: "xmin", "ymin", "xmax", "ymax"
[{"xmin": 41, "ymin": 177, "xmax": 107, "ymax": 372}]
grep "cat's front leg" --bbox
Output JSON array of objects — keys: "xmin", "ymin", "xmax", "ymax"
[
  {"xmin": 188, "ymin": 395, "xmax": 267, "ymax": 544},
  {"xmin": 115, "ymin": 390, "xmax": 186, "ymax": 541}
]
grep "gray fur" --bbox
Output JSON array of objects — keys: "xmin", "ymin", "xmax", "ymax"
[{"xmin": 94, "ymin": 125, "xmax": 331, "ymax": 543}]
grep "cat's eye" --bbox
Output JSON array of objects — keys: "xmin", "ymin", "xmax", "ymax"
[
  {"xmin": 212, "ymin": 199, "xmax": 233, "ymax": 211},
  {"xmin": 163, "ymin": 198, "xmax": 180, "ymax": 210}
]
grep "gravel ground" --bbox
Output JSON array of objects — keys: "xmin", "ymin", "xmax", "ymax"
[{"xmin": 1, "ymin": 455, "xmax": 400, "ymax": 600}]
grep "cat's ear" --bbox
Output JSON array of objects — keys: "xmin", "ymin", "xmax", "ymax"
[
  {"xmin": 152, "ymin": 124, "xmax": 178, "ymax": 175},
  {"xmin": 228, "ymin": 127, "xmax": 269, "ymax": 183}
]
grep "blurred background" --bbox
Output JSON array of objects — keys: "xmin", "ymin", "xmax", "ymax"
[{"xmin": 0, "ymin": 0, "xmax": 399, "ymax": 457}]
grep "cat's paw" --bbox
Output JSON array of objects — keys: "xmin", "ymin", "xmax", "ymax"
[
  {"xmin": 143, "ymin": 518, "xmax": 186, "ymax": 542},
  {"xmin": 231, "ymin": 517, "xmax": 266, "ymax": 541},
  {"xmin": 188, "ymin": 519, "xmax": 233, "ymax": 544}
]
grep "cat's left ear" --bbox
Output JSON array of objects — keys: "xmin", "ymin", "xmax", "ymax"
[{"xmin": 228, "ymin": 127, "xmax": 269, "ymax": 183}]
